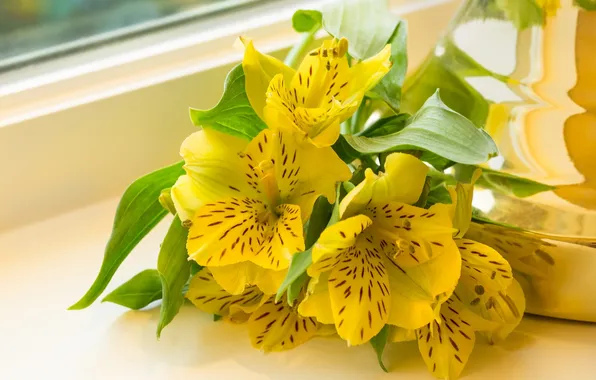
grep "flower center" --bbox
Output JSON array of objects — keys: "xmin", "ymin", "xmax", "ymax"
[{"xmin": 257, "ymin": 159, "xmax": 281, "ymax": 210}]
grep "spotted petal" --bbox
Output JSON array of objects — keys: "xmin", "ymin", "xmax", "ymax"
[
  {"xmin": 417, "ymin": 298, "xmax": 476, "ymax": 380},
  {"xmin": 457, "ymin": 239, "xmax": 512, "ymax": 293},
  {"xmin": 187, "ymin": 197, "xmax": 269, "ymax": 267},
  {"xmin": 251, "ymin": 204, "xmax": 304, "ymax": 270},
  {"xmin": 309, "ymin": 215, "xmax": 373, "ymax": 277},
  {"xmin": 186, "ymin": 268, "xmax": 264, "ymax": 316},
  {"xmin": 373, "ymin": 203, "xmax": 456, "ymax": 268},
  {"xmin": 328, "ymin": 233, "xmax": 391, "ymax": 345},
  {"xmin": 482, "ymin": 279, "xmax": 525, "ymax": 343},
  {"xmin": 248, "ymin": 297, "xmax": 319, "ymax": 351}
]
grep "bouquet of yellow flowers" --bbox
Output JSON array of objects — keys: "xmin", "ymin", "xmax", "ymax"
[{"xmin": 70, "ymin": 1, "xmax": 558, "ymax": 378}]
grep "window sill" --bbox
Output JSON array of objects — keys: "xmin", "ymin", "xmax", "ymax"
[{"xmin": 1, "ymin": 197, "xmax": 595, "ymax": 379}]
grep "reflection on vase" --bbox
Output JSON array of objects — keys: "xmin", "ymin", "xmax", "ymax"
[{"xmin": 403, "ymin": 0, "xmax": 596, "ymax": 322}]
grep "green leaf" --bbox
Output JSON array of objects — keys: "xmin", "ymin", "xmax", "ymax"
[
  {"xmin": 575, "ymin": 0, "xmax": 596, "ymax": 10},
  {"xmin": 332, "ymin": 134, "xmax": 361, "ymax": 163},
  {"xmin": 305, "ymin": 196, "xmax": 334, "ymax": 248},
  {"xmin": 358, "ymin": 114, "xmax": 409, "ymax": 138},
  {"xmin": 370, "ymin": 325, "xmax": 390, "ymax": 372},
  {"xmin": 276, "ymin": 248, "xmax": 313, "ymax": 304},
  {"xmin": 102, "ymin": 269, "xmax": 162, "ymax": 310},
  {"xmin": 157, "ymin": 217, "xmax": 191, "ymax": 337},
  {"xmin": 427, "ymin": 186, "xmax": 452, "ymax": 205},
  {"xmin": 190, "ymin": 261, "xmax": 203, "ymax": 276},
  {"xmin": 213, "ymin": 314, "xmax": 223, "ymax": 322},
  {"xmin": 370, "ymin": 20, "xmax": 408, "ymax": 112},
  {"xmin": 321, "ymin": 0, "xmax": 397, "ymax": 60},
  {"xmin": 495, "ymin": 0, "xmax": 544, "ymax": 30},
  {"xmin": 455, "ymin": 164, "xmax": 555, "ymax": 198},
  {"xmin": 189, "ymin": 65, "xmax": 266, "ymax": 140},
  {"xmin": 292, "ymin": 10, "xmax": 323, "ymax": 32},
  {"xmin": 278, "ymin": 186, "xmax": 341, "ymax": 304},
  {"xmin": 69, "ymin": 161, "xmax": 185, "ymax": 310},
  {"xmin": 401, "ymin": 41, "xmax": 490, "ymax": 129},
  {"xmin": 343, "ymin": 91, "xmax": 498, "ymax": 165}
]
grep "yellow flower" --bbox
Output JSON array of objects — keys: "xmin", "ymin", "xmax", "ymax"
[
  {"xmin": 187, "ymin": 267, "xmax": 321, "ymax": 351},
  {"xmin": 242, "ymin": 37, "xmax": 392, "ymax": 147},
  {"xmin": 172, "ymin": 127, "xmax": 351, "ymax": 295},
  {"xmin": 389, "ymin": 239, "xmax": 525, "ymax": 379},
  {"xmin": 298, "ymin": 153, "xmax": 462, "ymax": 345}
]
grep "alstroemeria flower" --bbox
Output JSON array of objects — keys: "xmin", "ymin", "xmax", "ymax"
[
  {"xmin": 298, "ymin": 153, "xmax": 462, "ymax": 345},
  {"xmin": 389, "ymin": 239, "xmax": 525, "ymax": 379},
  {"xmin": 172, "ymin": 127, "xmax": 350, "ymax": 295},
  {"xmin": 187, "ymin": 267, "xmax": 321, "ymax": 351},
  {"xmin": 242, "ymin": 37, "xmax": 392, "ymax": 147}
]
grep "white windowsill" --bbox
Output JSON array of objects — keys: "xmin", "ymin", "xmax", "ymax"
[{"xmin": 1, "ymin": 198, "xmax": 595, "ymax": 379}]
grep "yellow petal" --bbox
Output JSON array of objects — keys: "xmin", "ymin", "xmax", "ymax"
[
  {"xmin": 371, "ymin": 153, "xmax": 429, "ymax": 206},
  {"xmin": 186, "ymin": 268, "xmax": 264, "ymax": 316},
  {"xmin": 309, "ymin": 117, "xmax": 340, "ymax": 148},
  {"xmin": 298, "ymin": 271, "xmax": 335, "ymax": 325},
  {"xmin": 348, "ymin": 44, "xmax": 392, "ymax": 98},
  {"xmin": 186, "ymin": 197, "xmax": 267, "ymax": 266},
  {"xmin": 275, "ymin": 130, "xmax": 351, "ymax": 221},
  {"xmin": 457, "ymin": 239, "xmax": 512, "ymax": 293},
  {"xmin": 170, "ymin": 174, "xmax": 203, "ymax": 223},
  {"xmin": 250, "ymin": 204, "xmax": 304, "ymax": 270},
  {"xmin": 340, "ymin": 153, "xmax": 428, "ymax": 218},
  {"xmin": 340, "ymin": 168, "xmax": 377, "ymax": 218},
  {"xmin": 388, "ymin": 326, "xmax": 417, "ymax": 343},
  {"xmin": 417, "ymin": 297, "xmax": 476, "ymax": 380},
  {"xmin": 209, "ymin": 261, "xmax": 287, "ymax": 295},
  {"xmin": 386, "ymin": 238, "xmax": 461, "ymax": 330},
  {"xmin": 448, "ymin": 168, "xmax": 481, "ymax": 238},
  {"xmin": 241, "ymin": 37, "xmax": 294, "ymax": 119},
  {"xmin": 181, "ymin": 129, "xmax": 256, "ymax": 202},
  {"xmin": 328, "ymin": 234, "xmax": 391, "ymax": 345},
  {"xmin": 309, "ymin": 215, "xmax": 373, "ymax": 277},
  {"xmin": 248, "ymin": 297, "xmax": 319, "ymax": 351}
]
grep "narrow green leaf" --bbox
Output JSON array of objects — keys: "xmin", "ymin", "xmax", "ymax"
[
  {"xmin": 455, "ymin": 164, "xmax": 555, "ymax": 198},
  {"xmin": 344, "ymin": 91, "xmax": 498, "ymax": 165},
  {"xmin": 495, "ymin": 0, "xmax": 544, "ymax": 30},
  {"xmin": 276, "ymin": 248, "xmax": 313, "ymax": 303},
  {"xmin": 292, "ymin": 10, "xmax": 323, "ymax": 32},
  {"xmin": 370, "ymin": 20, "xmax": 408, "ymax": 112},
  {"xmin": 69, "ymin": 161, "xmax": 185, "ymax": 310},
  {"xmin": 321, "ymin": 0, "xmax": 397, "ymax": 59},
  {"xmin": 575, "ymin": 0, "xmax": 596, "ymax": 11},
  {"xmin": 189, "ymin": 65, "xmax": 266, "ymax": 140},
  {"xmin": 305, "ymin": 196, "xmax": 334, "ymax": 248},
  {"xmin": 157, "ymin": 217, "xmax": 191, "ymax": 337},
  {"xmin": 370, "ymin": 325, "xmax": 390, "ymax": 372},
  {"xmin": 358, "ymin": 114, "xmax": 409, "ymax": 138},
  {"xmin": 102, "ymin": 269, "xmax": 162, "ymax": 310}
]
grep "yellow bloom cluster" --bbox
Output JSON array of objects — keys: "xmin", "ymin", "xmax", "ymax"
[{"xmin": 171, "ymin": 38, "xmax": 524, "ymax": 378}]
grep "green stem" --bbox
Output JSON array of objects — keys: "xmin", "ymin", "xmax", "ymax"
[{"xmin": 284, "ymin": 27, "xmax": 318, "ymax": 68}]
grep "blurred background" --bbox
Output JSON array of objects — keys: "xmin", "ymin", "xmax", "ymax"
[{"xmin": 0, "ymin": 0, "xmax": 261, "ymax": 71}]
